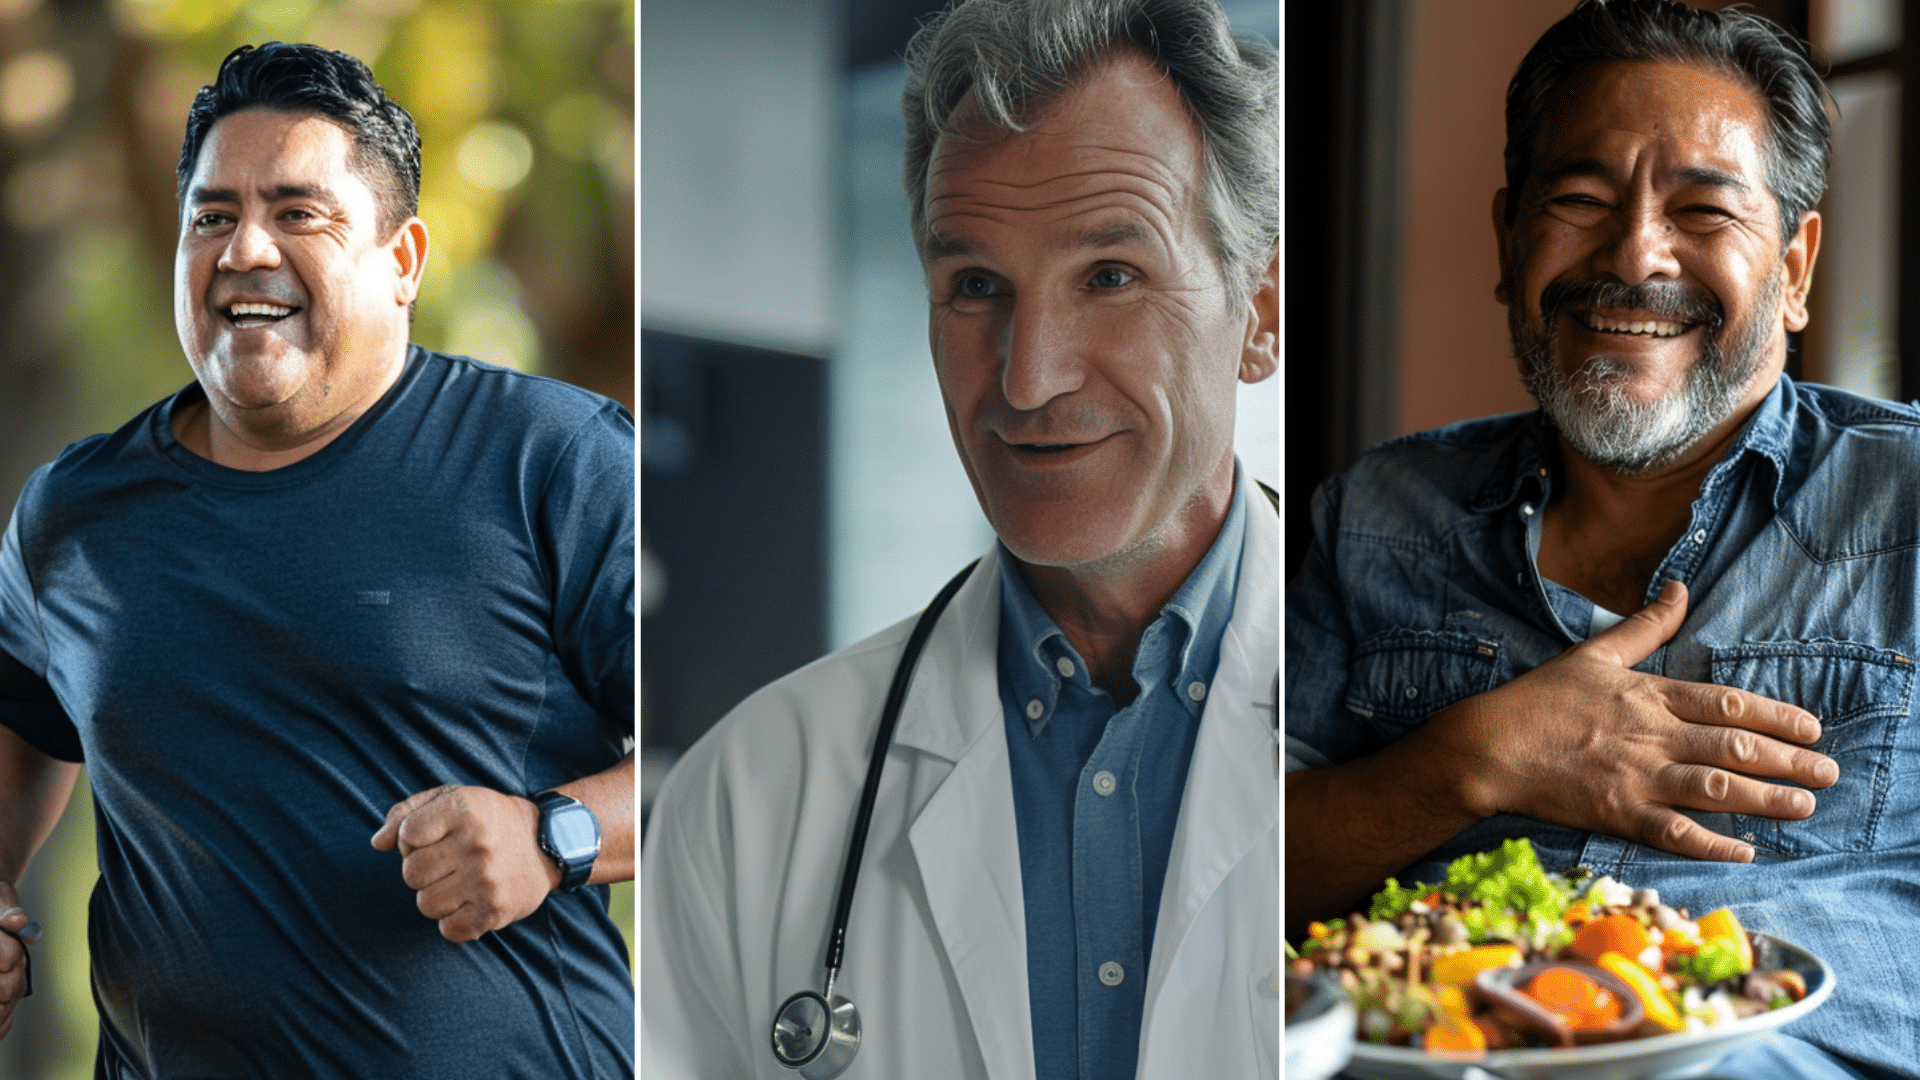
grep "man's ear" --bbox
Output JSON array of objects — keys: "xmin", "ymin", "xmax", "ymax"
[
  {"xmin": 389, "ymin": 217, "xmax": 430, "ymax": 306},
  {"xmin": 1781, "ymin": 210, "xmax": 1820, "ymax": 333},
  {"xmin": 1238, "ymin": 245, "xmax": 1279, "ymax": 384},
  {"xmin": 1492, "ymin": 188, "xmax": 1515, "ymax": 307}
]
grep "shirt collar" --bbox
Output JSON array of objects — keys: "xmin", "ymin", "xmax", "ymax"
[
  {"xmin": 1470, "ymin": 373, "xmax": 1797, "ymax": 515},
  {"xmin": 997, "ymin": 462, "xmax": 1250, "ymax": 737}
]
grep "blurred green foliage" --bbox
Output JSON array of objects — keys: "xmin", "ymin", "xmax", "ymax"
[{"xmin": 5, "ymin": 1, "xmax": 633, "ymax": 1075}]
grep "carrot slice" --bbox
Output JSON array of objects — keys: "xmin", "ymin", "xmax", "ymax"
[{"xmin": 1570, "ymin": 913, "xmax": 1652, "ymax": 964}]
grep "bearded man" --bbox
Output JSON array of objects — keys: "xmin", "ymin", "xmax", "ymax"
[{"xmin": 1287, "ymin": 2, "xmax": 1915, "ymax": 1077}]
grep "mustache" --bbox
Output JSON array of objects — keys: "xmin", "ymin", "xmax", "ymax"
[
  {"xmin": 208, "ymin": 271, "xmax": 305, "ymax": 308},
  {"xmin": 1541, "ymin": 278, "xmax": 1723, "ymax": 329}
]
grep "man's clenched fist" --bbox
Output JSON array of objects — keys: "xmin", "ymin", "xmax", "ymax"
[{"xmin": 371, "ymin": 784, "xmax": 561, "ymax": 942}]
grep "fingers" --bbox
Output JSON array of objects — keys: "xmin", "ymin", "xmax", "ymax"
[
  {"xmin": 414, "ymin": 868, "xmax": 500, "ymax": 943},
  {"xmin": 1662, "ymin": 678, "xmax": 1824, "ymax": 745},
  {"xmin": 1627, "ymin": 802, "xmax": 1756, "ymax": 863},
  {"xmin": 1657, "ymin": 761, "xmax": 1819, "ymax": 820},
  {"xmin": 399, "ymin": 842, "xmax": 462, "ymax": 892},
  {"xmin": 371, "ymin": 784, "xmax": 462, "ymax": 853},
  {"xmin": 1584, "ymin": 580, "xmax": 1688, "ymax": 668},
  {"xmin": 1665, "ymin": 713, "xmax": 1838, "ymax": 791}
]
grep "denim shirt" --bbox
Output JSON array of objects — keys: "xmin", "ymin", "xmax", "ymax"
[
  {"xmin": 1002, "ymin": 466, "xmax": 1246, "ymax": 1080},
  {"xmin": 1287, "ymin": 376, "xmax": 1920, "ymax": 1070}
]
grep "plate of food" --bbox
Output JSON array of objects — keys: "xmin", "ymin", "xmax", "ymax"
[{"xmin": 1287, "ymin": 839, "xmax": 1833, "ymax": 1080}]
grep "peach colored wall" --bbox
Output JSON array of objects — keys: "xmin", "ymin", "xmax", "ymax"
[{"xmin": 1394, "ymin": 0, "xmax": 1571, "ymax": 434}]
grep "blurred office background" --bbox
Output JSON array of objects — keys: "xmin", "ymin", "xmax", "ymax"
[
  {"xmin": 0, "ymin": 0, "xmax": 632, "ymax": 1074},
  {"xmin": 1286, "ymin": 0, "xmax": 1900, "ymax": 577},
  {"xmin": 638, "ymin": 0, "xmax": 1281, "ymax": 819}
]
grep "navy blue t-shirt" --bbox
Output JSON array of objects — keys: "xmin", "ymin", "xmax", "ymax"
[{"xmin": 0, "ymin": 346, "xmax": 634, "ymax": 1078}]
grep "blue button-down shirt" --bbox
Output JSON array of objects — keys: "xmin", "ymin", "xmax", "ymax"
[
  {"xmin": 1000, "ymin": 468, "xmax": 1247, "ymax": 1080},
  {"xmin": 1287, "ymin": 376, "xmax": 1920, "ymax": 1071}
]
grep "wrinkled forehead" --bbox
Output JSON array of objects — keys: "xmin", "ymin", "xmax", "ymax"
[
  {"xmin": 924, "ymin": 55, "xmax": 1206, "ymax": 234},
  {"xmin": 1532, "ymin": 60, "xmax": 1774, "ymax": 192}
]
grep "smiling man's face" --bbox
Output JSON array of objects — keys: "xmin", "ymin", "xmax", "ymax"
[
  {"xmin": 1495, "ymin": 60, "xmax": 1820, "ymax": 474},
  {"xmin": 175, "ymin": 108, "xmax": 423, "ymax": 447},
  {"xmin": 922, "ymin": 51, "xmax": 1275, "ymax": 576}
]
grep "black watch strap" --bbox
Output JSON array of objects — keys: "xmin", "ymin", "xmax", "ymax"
[{"xmin": 531, "ymin": 789, "xmax": 600, "ymax": 892}]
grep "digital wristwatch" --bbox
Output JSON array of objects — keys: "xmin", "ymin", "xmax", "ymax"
[{"xmin": 531, "ymin": 789, "xmax": 600, "ymax": 891}]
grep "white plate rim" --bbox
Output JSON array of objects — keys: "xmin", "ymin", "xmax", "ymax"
[{"xmin": 1343, "ymin": 933, "xmax": 1834, "ymax": 1074}]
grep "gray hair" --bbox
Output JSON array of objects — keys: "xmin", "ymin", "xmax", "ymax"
[
  {"xmin": 902, "ymin": 0, "xmax": 1277, "ymax": 308},
  {"xmin": 1505, "ymin": 0, "xmax": 1830, "ymax": 251}
]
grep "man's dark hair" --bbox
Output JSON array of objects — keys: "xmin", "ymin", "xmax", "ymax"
[
  {"xmin": 177, "ymin": 42, "xmax": 421, "ymax": 235},
  {"xmin": 1505, "ymin": 0, "xmax": 1830, "ymax": 248}
]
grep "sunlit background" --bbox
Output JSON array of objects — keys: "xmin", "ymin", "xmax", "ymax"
[{"xmin": 0, "ymin": 0, "xmax": 633, "ymax": 1074}]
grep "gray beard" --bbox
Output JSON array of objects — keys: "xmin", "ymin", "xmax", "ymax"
[{"xmin": 1513, "ymin": 268, "xmax": 1781, "ymax": 476}]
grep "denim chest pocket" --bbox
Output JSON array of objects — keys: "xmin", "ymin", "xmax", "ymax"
[
  {"xmin": 1345, "ymin": 629, "xmax": 1501, "ymax": 730},
  {"xmin": 1708, "ymin": 640, "xmax": 1914, "ymax": 855}
]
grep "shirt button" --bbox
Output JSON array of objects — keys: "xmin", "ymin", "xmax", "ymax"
[
  {"xmin": 1692, "ymin": 529, "xmax": 1707, "ymax": 544},
  {"xmin": 1092, "ymin": 770, "xmax": 1117, "ymax": 796},
  {"xmin": 1521, "ymin": 503, "xmax": 1534, "ymax": 516},
  {"xmin": 1025, "ymin": 698, "xmax": 1043, "ymax": 720},
  {"xmin": 1098, "ymin": 961, "xmax": 1125, "ymax": 987},
  {"xmin": 1404, "ymin": 686, "xmax": 1419, "ymax": 700},
  {"xmin": 1187, "ymin": 681, "xmax": 1207, "ymax": 702},
  {"xmin": 1055, "ymin": 656, "xmax": 1075, "ymax": 678}
]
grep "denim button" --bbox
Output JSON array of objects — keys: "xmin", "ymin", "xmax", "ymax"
[
  {"xmin": 1055, "ymin": 656, "xmax": 1075, "ymax": 678},
  {"xmin": 1025, "ymin": 698, "xmax": 1043, "ymax": 720},
  {"xmin": 1098, "ymin": 961, "xmax": 1124, "ymax": 987},
  {"xmin": 1187, "ymin": 681, "xmax": 1207, "ymax": 702},
  {"xmin": 1092, "ymin": 770, "xmax": 1117, "ymax": 796}
]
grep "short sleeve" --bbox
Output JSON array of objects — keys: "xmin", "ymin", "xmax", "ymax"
[
  {"xmin": 537, "ymin": 401, "xmax": 635, "ymax": 738},
  {"xmin": 0, "ymin": 478, "xmax": 83, "ymax": 763}
]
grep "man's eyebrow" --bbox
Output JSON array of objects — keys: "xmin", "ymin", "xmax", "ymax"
[
  {"xmin": 1076, "ymin": 221, "xmax": 1153, "ymax": 250},
  {"xmin": 188, "ymin": 186, "xmax": 240, "ymax": 206},
  {"xmin": 1535, "ymin": 158, "xmax": 1752, "ymax": 194},
  {"xmin": 923, "ymin": 231, "xmax": 975, "ymax": 260},
  {"xmin": 1671, "ymin": 166, "xmax": 1750, "ymax": 193},
  {"xmin": 187, "ymin": 184, "xmax": 341, "ymax": 206},
  {"xmin": 1535, "ymin": 157, "xmax": 1615, "ymax": 187}
]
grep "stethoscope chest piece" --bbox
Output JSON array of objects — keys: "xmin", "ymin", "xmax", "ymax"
[{"xmin": 771, "ymin": 989, "xmax": 861, "ymax": 1079}]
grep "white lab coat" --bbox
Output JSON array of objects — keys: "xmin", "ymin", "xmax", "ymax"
[{"xmin": 642, "ymin": 499, "xmax": 1279, "ymax": 1080}]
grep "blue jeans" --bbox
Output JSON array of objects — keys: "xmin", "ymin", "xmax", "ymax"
[{"xmin": 1706, "ymin": 1035, "xmax": 1913, "ymax": 1080}]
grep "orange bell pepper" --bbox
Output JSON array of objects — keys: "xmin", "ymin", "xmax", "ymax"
[
  {"xmin": 1696, "ymin": 908, "xmax": 1753, "ymax": 971},
  {"xmin": 1424, "ymin": 986, "xmax": 1487, "ymax": 1056},
  {"xmin": 1596, "ymin": 951, "xmax": 1684, "ymax": 1033},
  {"xmin": 1429, "ymin": 944, "xmax": 1522, "ymax": 988},
  {"xmin": 1570, "ymin": 913, "xmax": 1652, "ymax": 964}
]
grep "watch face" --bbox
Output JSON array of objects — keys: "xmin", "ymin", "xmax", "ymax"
[{"xmin": 547, "ymin": 804, "xmax": 600, "ymax": 860}]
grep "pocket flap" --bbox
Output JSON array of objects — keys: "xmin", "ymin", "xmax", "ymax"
[
  {"xmin": 1345, "ymin": 628, "xmax": 1501, "ymax": 724},
  {"xmin": 1708, "ymin": 640, "xmax": 1914, "ymax": 726}
]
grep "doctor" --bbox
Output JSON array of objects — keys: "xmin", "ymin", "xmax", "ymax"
[{"xmin": 641, "ymin": 1, "xmax": 1278, "ymax": 1077}]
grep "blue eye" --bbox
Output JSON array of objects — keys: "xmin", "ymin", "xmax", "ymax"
[{"xmin": 1090, "ymin": 267, "xmax": 1132, "ymax": 289}]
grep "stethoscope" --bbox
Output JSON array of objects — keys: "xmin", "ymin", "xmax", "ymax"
[
  {"xmin": 769, "ymin": 486, "xmax": 1279, "ymax": 1078},
  {"xmin": 770, "ymin": 559, "xmax": 978, "ymax": 1079}
]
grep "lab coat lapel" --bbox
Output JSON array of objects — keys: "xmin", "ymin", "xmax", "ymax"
[
  {"xmin": 898, "ymin": 552, "xmax": 1037, "ymax": 1080},
  {"xmin": 1143, "ymin": 497, "xmax": 1280, "ymax": 1018}
]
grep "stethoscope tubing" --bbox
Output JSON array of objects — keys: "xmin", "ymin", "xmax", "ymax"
[{"xmin": 818, "ymin": 558, "xmax": 979, "ymax": 994}]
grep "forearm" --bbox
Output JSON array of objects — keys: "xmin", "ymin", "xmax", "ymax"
[
  {"xmin": 1285, "ymin": 704, "xmax": 1485, "ymax": 937},
  {"xmin": 555, "ymin": 750, "xmax": 634, "ymax": 885},
  {"xmin": 0, "ymin": 725, "xmax": 77, "ymax": 885}
]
